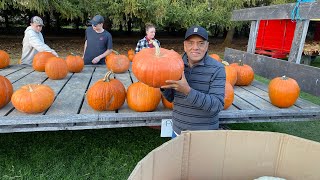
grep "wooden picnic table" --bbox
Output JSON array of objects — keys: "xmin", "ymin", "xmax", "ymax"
[{"xmin": 0, "ymin": 65, "xmax": 319, "ymax": 133}]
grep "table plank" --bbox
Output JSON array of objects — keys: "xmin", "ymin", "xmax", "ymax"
[
  {"xmin": 251, "ymin": 80, "xmax": 320, "ymax": 109},
  {"xmin": 45, "ymin": 67, "xmax": 95, "ymax": 115},
  {"xmin": 241, "ymin": 85, "xmax": 301, "ymax": 110},
  {"xmin": 0, "ymin": 65, "xmax": 27, "ymax": 77},
  {"xmin": 234, "ymin": 86, "xmax": 279, "ymax": 110},
  {"xmin": 3, "ymin": 68, "xmax": 35, "ymax": 84}
]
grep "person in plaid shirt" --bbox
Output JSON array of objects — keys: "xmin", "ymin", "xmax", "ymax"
[{"xmin": 135, "ymin": 23, "xmax": 160, "ymax": 54}]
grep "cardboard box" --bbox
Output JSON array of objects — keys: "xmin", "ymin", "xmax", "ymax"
[{"xmin": 128, "ymin": 130, "xmax": 320, "ymax": 180}]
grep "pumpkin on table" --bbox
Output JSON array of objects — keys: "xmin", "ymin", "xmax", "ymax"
[
  {"xmin": 210, "ymin": 53, "xmax": 222, "ymax": 62},
  {"xmin": 162, "ymin": 95, "xmax": 173, "ymax": 109},
  {"xmin": 127, "ymin": 82, "xmax": 161, "ymax": 112},
  {"xmin": 32, "ymin": 52, "xmax": 55, "ymax": 72},
  {"xmin": 222, "ymin": 61, "xmax": 237, "ymax": 86},
  {"xmin": 224, "ymin": 81, "xmax": 234, "ymax": 110},
  {"xmin": 128, "ymin": 49, "xmax": 135, "ymax": 62},
  {"xmin": 105, "ymin": 50, "xmax": 130, "ymax": 73},
  {"xmin": 65, "ymin": 54, "xmax": 84, "ymax": 73},
  {"xmin": 45, "ymin": 57, "xmax": 68, "ymax": 80},
  {"xmin": 86, "ymin": 71, "xmax": 126, "ymax": 111},
  {"xmin": 268, "ymin": 75, "xmax": 300, "ymax": 108},
  {"xmin": 0, "ymin": 75, "xmax": 13, "ymax": 109},
  {"xmin": 0, "ymin": 50, "xmax": 10, "ymax": 68},
  {"xmin": 11, "ymin": 84, "xmax": 55, "ymax": 114},
  {"xmin": 230, "ymin": 60, "xmax": 254, "ymax": 86},
  {"xmin": 132, "ymin": 41, "xmax": 184, "ymax": 88}
]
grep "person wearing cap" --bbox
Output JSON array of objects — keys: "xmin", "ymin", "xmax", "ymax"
[
  {"xmin": 161, "ymin": 26, "xmax": 226, "ymax": 138},
  {"xmin": 82, "ymin": 15, "xmax": 113, "ymax": 65},
  {"xmin": 21, "ymin": 16, "xmax": 58, "ymax": 65},
  {"xmin": 135, "ymin": 23, "xmax": 160, "ymax": 54}
]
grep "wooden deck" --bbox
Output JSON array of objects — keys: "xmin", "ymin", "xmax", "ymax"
[{"xmin": 0, "ymin": 65, "xmax": 319, "ymax": 133}]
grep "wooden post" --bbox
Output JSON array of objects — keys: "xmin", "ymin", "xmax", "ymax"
[
  {"xmin": 288, "ymin": 20, "xmax": 310, "ymax": 64},
  {"xmin": 247, "ymin": 20, "xmax": 259, "ymax": 53}
]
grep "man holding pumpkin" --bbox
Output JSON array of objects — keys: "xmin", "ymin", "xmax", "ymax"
[{"xmin": 161, "ymin": 26, "xmax": 226, "ymax": 138}]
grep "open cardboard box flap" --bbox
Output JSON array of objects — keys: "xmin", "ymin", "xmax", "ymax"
[{"xmin": 129, "ymin": 130, "xmax": 320, "ymax": 180}]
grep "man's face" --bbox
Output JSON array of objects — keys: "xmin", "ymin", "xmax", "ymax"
[
  {"xmin": 92, "ymin": 23, "xmax": 103, "ymax": 32},
  {"xmin": 184, "ymin": 35, "xmax": 209, "ymax": 66},
  {"xmin": 30, "ymin": 23, "xmax": 43, "ymax": 33}
]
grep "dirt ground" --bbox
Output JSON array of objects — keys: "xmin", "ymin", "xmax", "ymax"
[{"xmin": 0, "ymin": 35, "xmax": 248, "ymax": 64}]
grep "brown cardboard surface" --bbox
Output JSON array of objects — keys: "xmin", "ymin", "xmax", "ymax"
[{"xmin": 128, "ymin": 130, "xmax": 320, "ymax": 180}]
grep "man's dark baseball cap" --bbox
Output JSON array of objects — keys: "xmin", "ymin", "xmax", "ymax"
[
  {"xmin": 89, "ymin": 15, "xmax": 104, "ymax": 26},
  {"xmin": 185, "ymin": 26, "xmax": 208, "ymax": 40}
]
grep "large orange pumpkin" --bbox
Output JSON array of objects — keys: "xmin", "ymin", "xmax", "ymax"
[
  {"xmin": 127, "ymin": 82, "xmax": 161, "ymax": 112},
  {"xmin": 0, "ymin": 50, "xmax": 10, "ymax": 68},
  {"xmin": 65, "ymin": 54, "xmax": 84, "ymax": 73},
  {"xmin": 11, "ymin": 84, "xmax": 54, "ymax": 114},
  {"xmin": 128, "ymin": 49, "xmax": 135, "ymax": 62},
  {"xmin": 161, "ymin": 95, "xmax": 173, "ymax": 109},
  {"xmin": 132, "ymin": 41, "xmax": 184, "ymax": 88},
  {"xmin": 45, "ymin": 57, "xmax": 68, "ymax": 80},
  {"xmin": 32, "ymin": 52, "xmax": 55, "ymax": 72},
  {"xmin": 0, "ymin": 75, "xmax": 13, "ymax": 109},
  {"xmin": 268, "ymin": 75, "xmax": 300, "ymax": 108},
  {"xmin": 230, "ymin": 60, "xmax": 254, "ymax": 86},
  {"xmin": 222, "ymin": 61, "xmax": 237, "ymax": 86},
  {"xmin": 210, "ymin": 53, "xmax": 222, "ymax": 62},
  {"xmin": 105, "ymin": 51, "xmax": 130, "ymax": 73},
  {"xmin": 86, "ymin": 71, "xmax": 126, "ymax": 111},
  {"xmin": 224, "ymin": 82, "xmax": 234, "ymax": 110}
]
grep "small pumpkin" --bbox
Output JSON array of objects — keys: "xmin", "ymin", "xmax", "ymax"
[
  {"xmin": 0, "ymin": 50, "xmax": 10, "ymax": 68},
  {"xmin": 128, "ymin": 49, "xmax": 135, "ymax": 62},
  {"xmin": 210, "ymin": 53, "xmax": 222, "ymax": 62},
  {"xmin": 45, "ymin": 57, "xmax": 68, "ymax": 80},
  {"xmin": 86, "ymin": 71, "xmax": 126, "ymax": 111},
  {"xmin": 0, "ymin": 75, "xmax": 13, "ymax": 109},
  {"xmin": 32, "ymin": 52, "xmax": 55, "ymax": 72},
  {"xmin": 230, "ymin": 60, "xmax": 254, "ymax": 86},
  {"xmin": 222, "ymin": 61, "xmax": 237, "ymax": 86},
  {"xmin": 105, "ymin": 50, "xmax": 130, "ymax": 73},
  {"xmin": 132, "ymin": 41, "xmax": 184, "ymax": 88},
  {"xmin": 127, "ymin": 82, "xmax": 161, "ymax": 112},
  {"xmin": 162, "ymin": 95, "xmax": 173, "ymax": 109},
  {"xmin": 224, "ymin": 81, "xmax": 234, "ymax": 110},
  {"xmin": 11, "ymin": 84, "xmax": 55, "ymax": 114},
  {"xmin": 65, "ymin": 54, "xmax": 84, "ymax": 73},
  {"xmin": 268, "ymin": 75, "xmax": 300, "ymax": 108}
]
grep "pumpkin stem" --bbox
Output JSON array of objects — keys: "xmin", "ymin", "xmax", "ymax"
[
  {"xmin": 221, "ymin": 61, "xmax": 229, "ymax": 66},
  {"xmin": 103, "ymin": 71, "xmax": 114, "ymax": 82},
  {"xmin": 150, "ymin": 40, "xmax": 160, "ymax": 57},
  {"xmin": 281, "ymin": 75, "xmax": 288, "ymax": 80},
  {"xmin": 112, "ymin": 50, "xmax": 120, "ymax": 55},
  {"xmin": 238, "ymin": 60, "xmax": 244, "ymax": 66},
  {"xmin": 28, "ymin": 85, "xmax": 34, "ymax": 92}
]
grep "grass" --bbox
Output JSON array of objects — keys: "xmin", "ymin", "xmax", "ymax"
[{"xmin": 0, "ymin": 127, "xmax": 169, "ymax": 179}]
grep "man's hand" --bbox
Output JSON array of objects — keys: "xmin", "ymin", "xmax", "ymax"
[
  {"xmin": 92, "ymin": 56, "xmax": 100, "ymax": 64},
  {"xmin": 161, "ymin": 72, "xmax": 191, "ymax": 96}
]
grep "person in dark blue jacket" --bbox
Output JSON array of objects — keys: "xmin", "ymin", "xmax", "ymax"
[{"xmin": 161, "ymin": 26, "xmax": 226, "ymax": 137}]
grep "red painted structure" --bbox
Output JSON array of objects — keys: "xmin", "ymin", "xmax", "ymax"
[{"xmin": 255, "ymin": 20, "xmax": 296, "ymax": 58}]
